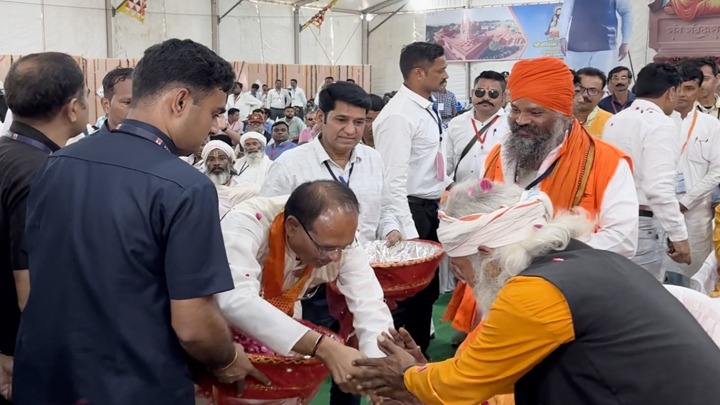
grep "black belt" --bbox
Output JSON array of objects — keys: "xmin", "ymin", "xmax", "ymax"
[
  {"xmin": 408, "ymin": 196, "xmax": 440, "ymax": 206},
  {"xmin": 639, "ymin": 210, "xmax": 653, "ymax": 218}
]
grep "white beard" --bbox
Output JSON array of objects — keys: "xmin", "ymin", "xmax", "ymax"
[
  {"xmin": 469, "ymin": 254, "xmax": 512, "ymax": 319},
  {"xmin": 208, "ymin": 171, "xmax": 231, "ymax": 186},
  {"xmin": 246, "ymin": 151, "xmax": 264, "ymax": 165}
]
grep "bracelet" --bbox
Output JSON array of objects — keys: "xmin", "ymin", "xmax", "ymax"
[
  {"xmin": 311, "ymin": 334, "xmax": 326, "ymax": 357},
  {"xmin": 216, "ymin": 349, "xmax": 238, "ymax": 371}
]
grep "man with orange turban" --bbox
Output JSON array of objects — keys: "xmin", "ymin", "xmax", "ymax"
[{"xmin": 445, "ymin": 57, "xmax": 639, "ymax": 334}]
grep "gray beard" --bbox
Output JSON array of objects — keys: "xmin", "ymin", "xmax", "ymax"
[
  {"xmin": 505, "ymin": 117, "xmax": 570, "ymax": 172},
  {"xmin": 469, "ymin": 254, "xmax": 512, "ymax": 319},
  {"xmin": 208, "ymin": 171, "xmax": 231, "ymax": 186},
  {"xmin": 246, "ymin": 151, "xmax": 263, "ymax": 164}
]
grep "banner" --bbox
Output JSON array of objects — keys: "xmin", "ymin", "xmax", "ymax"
[
  {"xmin": 425, "ymin": 4, "xmax": 564, "ymax": 62},
  {"xmin": 117, "ymin": 0, "xmax": 147, "ymax": 23}
]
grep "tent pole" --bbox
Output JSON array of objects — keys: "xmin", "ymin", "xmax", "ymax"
[
  {"xmin": 105, "ymin": 0, "xmax": 114, "ymax": 57},
  {"xmin": 361, "ymin": 13, "xmax": 369, "ymax": 65},
  {"xmin": 294, "ymin": 6, "xmax": 301, "ymax": 64},
  {"xmin": 211, "ymin": 0, "xmax": 220, "ymax": 53},
  {"xmin": 368, "ymin": 2, "xmax": 407, "ymax": 35}
]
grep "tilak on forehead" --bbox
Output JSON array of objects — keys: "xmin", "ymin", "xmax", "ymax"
[
  {"xmin": 507, "ymin": 57, "xmax": 575, "ymax": 116},
  {"xmin": 201, "ymin": 140, "xmax": 235, "ymax": 162}
]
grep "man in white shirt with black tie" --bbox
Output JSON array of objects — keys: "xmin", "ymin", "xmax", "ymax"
[
  {"xmin": 665, "ymin": 62, "xmax": 720, "ymax": 287},
  {"xmin": 266, "ymin": 79, "xmax": 291, "ymax": 120},
  {"xmin": 373, "ymin": 41, "xmax": 451, "ymax": 356},
  {"xmin": 289, "ymin": 79, "xmax": 308, "ymax": 120},
  {"xmin": 446, "ymin": 70, "xmax": 509, "ymax": 183},
  {"xmin": 604, "ymin": 63, "xmax": 691, "ymax": 282}
]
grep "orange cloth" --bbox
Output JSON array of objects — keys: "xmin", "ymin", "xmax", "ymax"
[
  {"xmin": 404, "ymin": 276, "xmax": 575, "ymax": 405},
  {"xmin": 583, "ymin": 107, "xmax": 613, "ymax": 138},
  {"xmin": 443, "ymin": 122, "xmax": 631, "ymax": 332},
  {"xmin": 262, "ymin": 212, "xmax": 313, "ymax": 315},
  {"xmin": 665, "ymin": 0, "xmax": 720, "ymax": 20},
  {"xmin": 507, "ymin": 57, "xmax": 574, "ymax": 116}
]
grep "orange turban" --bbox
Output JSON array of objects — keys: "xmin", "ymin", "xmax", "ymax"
[{"xmin": 507, "ymin": 57, "xmax": 574, "ymax": 116}]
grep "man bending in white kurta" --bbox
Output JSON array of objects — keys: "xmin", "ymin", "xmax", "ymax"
[
  {"xmin": 216, "ymin": 180, "xmax": 393, "ymax": 395},
  {"xmin": 233, "ymin": 131, "xmax": 272, "ymax": 188},
  {"xmin": 664, "ymin": 63, "xmax": 720, "ymax": 286}
]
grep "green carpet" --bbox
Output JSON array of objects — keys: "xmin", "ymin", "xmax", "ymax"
[{"xmin": 310, "ymin": 293, "xmax": 455, "ymax": 404}]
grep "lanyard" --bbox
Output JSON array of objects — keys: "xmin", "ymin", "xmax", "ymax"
[
  {"xmin": 324, "ymin": 161, "xmax": 354, "ymax": 186},
  {"xmin": 11, "ymin": 133, "xmax": 54, "ymax": 154},
  {"xmin": 237, "ymin": 161, "xmax": 250, "ymax": 176},
  {"xmin": 680, "ymin": 110, "xmax": 699, "ymax": 155},
  {"xmin": 519, "ymin": 158, "xmax": 561, "ymax": 190},
  {"xmin": 425, "ymin": 107, "xmax": 443, "ymax": 142},
  {"xmin": 114, "ymin": 122, "xmax": 172, "ymax": 153},
  {"xmin": 610, "ymin": 94, "xmax": 630, "ymax": 114},
  {"xmin": 471, "ymin": 115, "xmax": 500, "ymax": 146}
]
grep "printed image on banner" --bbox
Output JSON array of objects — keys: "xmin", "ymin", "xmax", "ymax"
[{"xmin": 425, "ymin": 4, "xmax": 563, "ymax": 62}]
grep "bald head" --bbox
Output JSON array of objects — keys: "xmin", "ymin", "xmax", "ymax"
[
  {"xmin": 5, "ymin": 52, "xmax": 86, "ymax": 120},
  {"xmin": 284, "ymin": 180, "xmax": 360, "ymax": 231}
]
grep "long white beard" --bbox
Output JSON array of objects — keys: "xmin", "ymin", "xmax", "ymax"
[
  {"xmin": 208, "ymin": 171, "xmax": 231, "ymax": 186},
  {"xmin": 246, "ymin": 151, "xmax": 264, "ymax": 165},
  {"xmin": 469, "ymin": 254, "xmax": 512, "ymax": 319}
]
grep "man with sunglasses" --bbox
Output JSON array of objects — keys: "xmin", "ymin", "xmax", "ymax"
[
  {"xmin": 446, "ymin": 71, "xmax": 509, "ymax": 183},
  {"xmin": 217, "ymin": 180, "xmax": 393, "ymax": 399},
  {"xmin": 573, "ymin": 67, "xmax": 613, "ymax": 138}
]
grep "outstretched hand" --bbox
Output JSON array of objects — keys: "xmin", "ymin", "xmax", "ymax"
[
  {"xmin": 380, "ymin": 328, "xmax": 427, "ymax": 365},
  {"xmin": 349, "ymin": 335, "xmax": 419, "ymax": 400}
]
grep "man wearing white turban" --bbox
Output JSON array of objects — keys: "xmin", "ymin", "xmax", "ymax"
[
  {"xmin": 202, "ymin": 140, "xmax": 257, "ymax": 218},
  {"xmin": 350, "ymin": 178, "xmax": 720, "ymax": 405},
  {"xmin": 233, "ymin": 131, "xmax": 272, "ymax": 187}
]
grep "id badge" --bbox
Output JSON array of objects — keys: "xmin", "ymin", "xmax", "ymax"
[
  {"xmin": 675, "ymin": 172, "xmax": 687, "ymax": 194},
  {"xmin": 436, "ymin": 151, "xmax": 445, "ymax": 181}
]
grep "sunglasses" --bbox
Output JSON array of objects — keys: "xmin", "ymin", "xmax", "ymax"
[{"xmin": 474, "ymin": 89, "xmax": 501, "ymax": 99}]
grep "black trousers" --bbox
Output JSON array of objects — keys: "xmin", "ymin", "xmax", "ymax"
[
  {"xmin": 302, "ymin": 285, "xmax": 360, "ymax": 405},
  {"xmin": 392, "ymin": 196, "xmax": 441, "ymax": 357},
  {"xmin": 269, "ymin": 108, "xmax": 285, "ymax": 120}
]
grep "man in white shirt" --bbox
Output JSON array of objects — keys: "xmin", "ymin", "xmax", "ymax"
[
  {"xmin": 315, "ymin": 76, "xmax": 335, "ymax": 107},
  {"xmin": 233, "ymin": 131, "xmax": 272, "ymax": 188},
  {"xmin": 664, "ymin": 62, "xmax": 720, "ymax": 286},
  {"xmin": 266, "ymin": 79, "xmax": 292, "ymax": 120},
  {"xmin": 262, "ymin": 82, "xmax": 401, "ymax": 244},
  {"xmin": 445, "ymin": 70, "xmax": 509, "ymax": 183},
  {"xmin": 276, "ymin": 106, "xmax": 306, "ymax": 141},
  {"xmin": 604, "ymin": 62, "xmax": 691, "ymax": 281},
  {"xmin": 217, "ymin": 181, "xmax": 394, "ymax": 396},
  {"xmin": 289, "ymin": 79, "xmax": 308, "ymax": 120},
  {"xmin": 373, "ymin": 41, "xmax": 451, "ymax": 355},
  {"xmin": 694, "ymin": 58, "xmax": 720, "ymax": 119},
  {"xmin": 236, "ymin": 88, "xmax": 264, "ymax": 122},
  {"xmin": 260, "ymin": 82, "xmax": 401, "ymax": 405},
  {"xmin": 225, "ymin": 82, "xmax": 244, "ymax": 113}
]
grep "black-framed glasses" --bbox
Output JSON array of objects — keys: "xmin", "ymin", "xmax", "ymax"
[
  {"xmin": 611, "ymin": 75, "xmax": 630, "ymax": 81},
  {"xmin": 474, "ymin": 89, "xmax": 501, "ymax": 99},
  {"xmin": 574, "ymin": 86, "xmax": 601, "ymax": 97},
  {"xmin": 298, "ymin": 219, "xmax": 357, "ymax": 257}
]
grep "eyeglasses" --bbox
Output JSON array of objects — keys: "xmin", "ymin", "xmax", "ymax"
[
  {"xmin": 474, "ymin": 89, "xmax": 501, "ymax": 99},
  {"xmin": 611, "ymin": 75, "xmax": 629, "ymax": 81},
  {"xmin": 574, "ymin": 86, "xmax": 601, "ymax": 97},
  {"xmin": 298, "ymin": 219, "xmax": 358, "ymax": 257}
]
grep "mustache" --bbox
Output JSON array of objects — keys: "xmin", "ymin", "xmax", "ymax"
[
  {"xmin": 476, "ymin": 100, "xmax": 495, "ymax": 106},
  {"xmin": 509, "ymin": 121, "xmax": 540, "ymax": 135}
]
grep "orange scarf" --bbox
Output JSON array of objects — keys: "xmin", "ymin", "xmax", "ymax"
[
  {"xmin": 262, "ymin": 212, "xmax": 313, "ymax": 315},
  {"xmin": 484, "ymin": 120, "xmax": 630, "ymax": 214}
]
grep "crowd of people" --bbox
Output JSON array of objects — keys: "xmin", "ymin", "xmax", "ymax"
[{"xmin": 1, "ymin": 36, "xmax": 720, "ymax": 405}]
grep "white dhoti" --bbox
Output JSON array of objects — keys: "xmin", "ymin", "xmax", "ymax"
[{"xmin": 662, "ymin": 201, "xmax": 714, "ymax": 279}]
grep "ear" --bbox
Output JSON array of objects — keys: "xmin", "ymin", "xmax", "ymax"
[
  {"xmin": 315, "ymin": 110, "xmax": 325, "ymax": 122},
  {"xmin": 170, "ymin": 88, "xmax": 192, "ymax": 117},
  {"xmin": 477, "ymin": 245, "xmax": 493, "ymax": 255},
  {"xmin": 101, "ymin": 97, "xmax": 111, "ymax": 114},
  {"xmin": 66, "ymin": 97, "xmax": 82, "ymax": 123}
]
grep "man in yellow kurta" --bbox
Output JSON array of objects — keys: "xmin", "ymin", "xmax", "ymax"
[{"xmin": 349, "ymin": 179, "xmax": 720, "ymax": 405}]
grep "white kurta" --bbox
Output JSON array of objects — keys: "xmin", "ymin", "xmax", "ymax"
[
  {"xmin": 445, "ymin": 109, "xmax": 508, "ymax": 182},
  {"xmin": 603, "ymin": 99, "xmax": 688, "ymax": 242},
  {"xmin": 665, "ymin": 285, "xmax": 720, "ymax": 348},
  {"xmin": 664, "ymin": 111, "xmax": 720, "ymax": 276},
  {"xmin": 491, "ymin": 132, "xmax": 639, "ymax": 258},
  {"xmin": 215, "ymin": 196, "xmax": 393, "ymax": 357},
  {"xmin": 233, "ymin": 155, "xmax": 272, "ymax": 188}
]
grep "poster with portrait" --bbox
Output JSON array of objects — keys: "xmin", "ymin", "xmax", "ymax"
[{"xmin": 425, "ymin": 4, "xmax": 564, "ymax": 62}]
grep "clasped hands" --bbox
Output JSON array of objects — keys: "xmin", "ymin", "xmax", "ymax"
[{"xmin": 344, "ymin": 328, "xmax": 426, "ymax": 404}]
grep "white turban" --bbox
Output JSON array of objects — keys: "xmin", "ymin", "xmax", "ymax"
[
  {"xmin": 240, "ymin": 131, "xmax": 267, "ymax": 149},
  {"xmin": 202, "ymin": 140, "xmax": 235, "ymax": 162},
  {"xmin": 438, "ymin": 189, "xmax": 554, "ymax": 258}
]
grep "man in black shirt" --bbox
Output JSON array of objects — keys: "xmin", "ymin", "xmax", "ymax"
[
  {"xmin": 0, "ymin": 51, "xmax": 90, "ymax": 403},
  {"xmin": 13, "ymin": 39, "xmax": 268, "ymax": 405}
]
